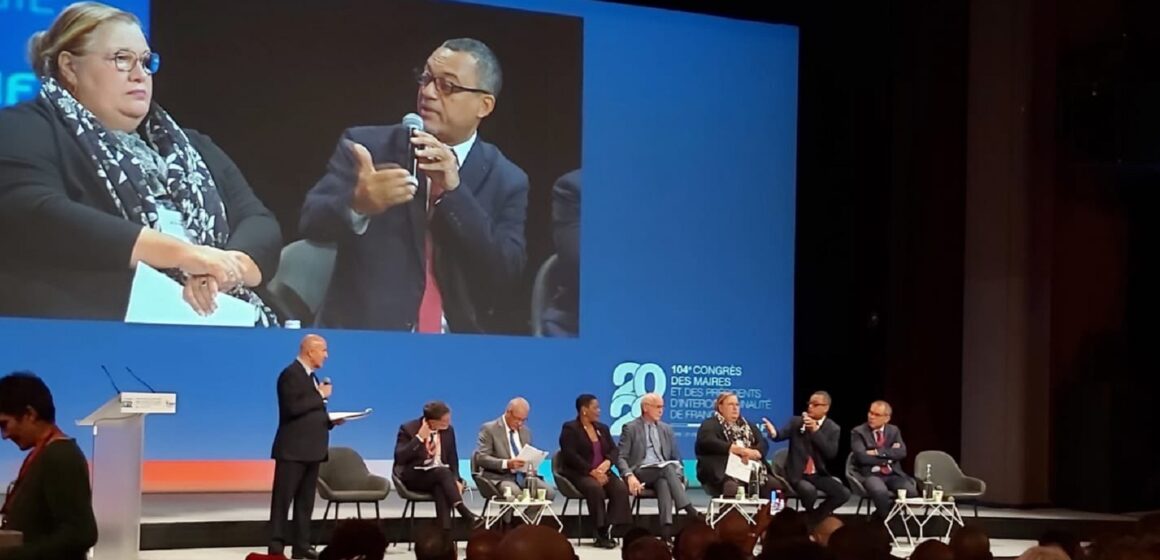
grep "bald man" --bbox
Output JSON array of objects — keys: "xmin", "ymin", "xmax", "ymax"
[
  {"xmin": 474, "ymin": 398, "xmax": 554, "ymax": 512},
  {"xmin": 269, "ymin": 335, "xmax": 344, "ymax": 559},
  {"xmin": 617, "ymin": 393, "xmax": 702, "ymax": 540}
]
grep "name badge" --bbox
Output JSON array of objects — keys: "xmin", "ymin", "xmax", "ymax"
[{"xmin": 156, "ymin": 207, "xmax": 190, "ymax": 242}]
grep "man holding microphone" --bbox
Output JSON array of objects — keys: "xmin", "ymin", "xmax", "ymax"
[
  {"xmin": 268, "ymin": 334, "xmax": 344, "ymax": 559},
  {"xmin": 763, "ymin": 390, "xmax": 850, "ymax": 522}
]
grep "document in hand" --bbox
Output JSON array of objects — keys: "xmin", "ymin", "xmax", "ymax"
[
  {"xmin": 515, "ymin": 445, "xmax": 549, "ymax": 469},
  {"xmin": 725, "ymin": 453, "xmax": 760, "ymax": 481},
  {"xmin": 328, "ymin": 408, "xmax": 373, "ymax": 422}
]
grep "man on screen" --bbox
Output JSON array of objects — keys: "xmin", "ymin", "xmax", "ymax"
[
  {"xmin": 299, "ymin": 38, "xmax": 528, "ymax": 334},
  {"xmin": 268, "ymin": 334, "xmax": 344, "ymax": 559}
]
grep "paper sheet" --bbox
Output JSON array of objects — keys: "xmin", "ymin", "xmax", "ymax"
[
  {"xmin": 639, "ymin": 460, "xmax": 682, "ymax": 469},
  {"xmin": 726, "ymin": 453, "xmax": 760, "ymax": 481},
  {"xmin": 124, "ymin": 263, "xmax": 257, "ymax": 327},
  {"xmin": 515, "ymin": 445, "xmax": 549, "ymax": 469},
  {"xmin": 328, "ymin": 408, "xmax": 373, "ymax": 422}
]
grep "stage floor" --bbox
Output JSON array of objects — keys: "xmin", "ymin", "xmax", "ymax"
[
  {"xmin": 137, "ymin": 490, "xmax": 1145, "ymax": 552},
  {"xmin": 138, "ymin": 539, "xmax": 1046, "ymax": 560}
]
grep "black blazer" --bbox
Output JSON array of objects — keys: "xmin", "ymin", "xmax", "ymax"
[
  {"xmin": 393, "ymin": 418, "xmax": 464, "ymax": 483},
  {"xmin": 299, "ymin": 124, "xmax": 529, "ymax": 333},
  {"xmin": 557, "ymin": 419, "xmax": 619, "ymax": 483},
  {"xmin": 694, "ymin": 415, "xmax": 769, "ymax": 490},
  {"xmin": 769, "ymin": 416, "xmax": 841, "ymax": 484},
  {"xmin": 850, "ymin": 423, "xmax": 909, "ymax": 477},
  {"xmin": 270, "ymin": 360, "xmax": 332, "ymax": 462},
  {"xmin": 0, "ymin": 98, "xmax": 281, "ymax": 321}
]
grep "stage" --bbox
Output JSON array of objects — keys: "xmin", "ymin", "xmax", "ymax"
[{"xmin": 138, "ymin": 489, "xmax": 1143, "ymax": 556}]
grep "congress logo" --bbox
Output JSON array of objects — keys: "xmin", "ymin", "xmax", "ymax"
[{"xmin": 609, "ymin": 361, "xmax": 667, "ymax": 436}]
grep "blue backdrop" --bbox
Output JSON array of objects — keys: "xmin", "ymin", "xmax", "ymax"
[{"xmin": 0, "ymin": 0, "xmax": 798, "ymax": 482}]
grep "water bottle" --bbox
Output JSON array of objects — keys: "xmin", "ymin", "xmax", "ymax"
[{"xmin": 922, "ymin": 463, "xmax": 935, "ymax": 500}]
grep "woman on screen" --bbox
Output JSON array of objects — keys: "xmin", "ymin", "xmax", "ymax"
[
  {"xmin": 0, "ymin": 2, "xmax": 281, "ymax": 326},
  {"xmin": 557, "ymin": 394, "xmax": 630, "ymax": 549},
  {"xmin": 694, "ymin": 391, "xmax": 777, "ymax": 499}
]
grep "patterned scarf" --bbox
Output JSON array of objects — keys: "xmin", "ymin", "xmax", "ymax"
[
  {"xmin": 40, "ymin": 78, "xmax": 278, "ymax": 326},
  {"xmin": 716, "ymin": 412, "xmax": 754, "ymax": 445}
]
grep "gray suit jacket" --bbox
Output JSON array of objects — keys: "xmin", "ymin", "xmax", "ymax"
[
  {"xmin": 474, "ymin": 416, "xmax": 538, "ymax": 482},
  {"xmin": 616, "ymin": 417, "xmax": 682, "ymax": 478}
]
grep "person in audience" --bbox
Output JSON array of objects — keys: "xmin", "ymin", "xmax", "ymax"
[
  {"xmin": 0, "ymin": 372, "xmax": 97, "ymax": 560},
  {"xmin": 318, "ymin": 518, "xmax": 388, "ymax": 560},
  {"xmin": 910, "ymin": 540, "xmax": 955, "ymax": 560},
  {"xmin": 1039, "ymin": 529, "xmax": 1083, "ymax": 560},
  {"xmin": 674, "ymin": 522, "xmax": 720, "ymax": 560},
  {"xmin": 762, "ymin": 391, "xmax": 850, "ymax": 521},
  {"xmin": 495, "ymin": 524, "xmax": 578, "ymax": 560},
  {"xmin": 623, "ymin": 536, "xmax": 673, "ymax": 560},
  {"xmin": 414, "ymin": 521, "xmax": 457, "ymax": 560},
  {"xmin": 0, "ymin": 2, "xmax": 282, "ymax": 325},
  {"xmin": 758, "ymin": 539, "xmax": 833, "ymax": 560},
  {"xmin": 810, "ymin": 515, "xmax": 844, "ymax": 546},
  {"xmin": 394, "ymin": 400, "xmax": 479, "ymax": 532},
  {"xmin": 557, "ymin": 394, "xmax": 630, "ymax": 548},
  {"xmin": 826, "ymin": 521, "xmax": 892, "ymax": 560},
  {"xmin": 763, "ymin": 508, "xmax": 810, "ymax": 548},
  {"xmin": 299, "ymin": 38, "xmax": 528, "ymax": 334},
  {"xmin": 702, "ymin": 541, "xmax": 747, "ymax": 559},
  {"xmin": 850, "ymin": 400, "xmax": 917, "ymax": 519},
  {"xmin": 474, "ymin": 397, "xmax": 553, "ymax": 519},
  {"xmin": 1017, "ymin": 546, "xmax": 1073, "ymax": 560},
  {"xmin": 715, "ymin": 510, "xmax": 758, "ymax": 558},
  {"xmin": 950, "ymin": 524, "xmax": 994, "ymax": 560},
  {"xmin": 695, "ymin": 392, "xmax": 776, "ymax": 499},
  {"xmin": 464, "ymin": 528, "xmax": 501, "ymax": 560},
  {"xmin": 621, "ymin": 526, "xmax": 654, "ymax": 554},
  {"xmin": 619, "ymin": 393, "xmax": 704, "ymax": 541}
]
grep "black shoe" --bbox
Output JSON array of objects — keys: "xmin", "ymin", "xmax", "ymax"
[
  {"xmin": 290, "ymin": 548, "xmax": 319, "ymax": 560},
  {"xmin": 594, "ymin": 536, "xmax": 618, "ymax": 549}
]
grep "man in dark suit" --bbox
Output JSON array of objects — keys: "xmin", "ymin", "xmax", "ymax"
[
  {"xmin": 394, "ymin": 401, "xmax": 479, "ymax": 531},
  {"xmin": 541, "ymin": 169, "xmax": 579, "ymax": 337},
  {"xmin": 299, "ymin": 38, "xmax": 528, "ymax": 334},
  {"xmin": 851, "ymin": 400, "xmax": 917, "ymax": 519},
  {"xmin": 617, "ymin": 393, "xmax": 702, "ymax": 540},
  {"xmin": 763, "ymin": 390, "xmax": 850, "ymax": 521},
  {"xmin": 268, "ymin": 334, "xmax": 343, "ymax": 559}
]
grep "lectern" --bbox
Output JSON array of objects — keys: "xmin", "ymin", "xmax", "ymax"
[{"xmin": 77, "ymin": 392, "xmax": 176, "ymax": 560}]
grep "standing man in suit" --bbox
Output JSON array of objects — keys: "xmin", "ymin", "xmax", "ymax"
[
  {"xmin": 474, "ymin": 397, "xmax": 554, "ymax": 502},
  {"xmin": 394, "ymin": 401, "xmax": 479, "ymax": 531},
  {"xmin": 851, "ymin": 400, "xmax": 917, "ymax": 519},
  {"xmin": 617, "ymin": 393, "xmax": 703, "ymax": 541},
  {"xmin": 269, "ymin": 334, "xmax": 343, "ymax": 559},
  {"xmin": 762, "ymin": 391, "xmax": 850, "ymax": 521},
  {"xmin": 300, "ymin": 38, "xmax": 528, "ymax": 334}
]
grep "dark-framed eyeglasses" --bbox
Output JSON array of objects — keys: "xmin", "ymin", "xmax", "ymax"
[
  {"xmin": 102, "ymin": 49, "xmax": 161, "ymax": 75},
  {"xmin": 414, "ymin": 68, "xmax": 490, "ymax": 96}
]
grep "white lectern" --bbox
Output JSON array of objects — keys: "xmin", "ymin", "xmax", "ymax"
[{"xmin": 77, "ymin": 392, "xmax": 176, "ymax": 560}]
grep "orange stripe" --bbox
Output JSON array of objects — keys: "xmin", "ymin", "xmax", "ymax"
[{"xmin": 142, "ymin": 460, "xmax": 274, "ymax": 493}]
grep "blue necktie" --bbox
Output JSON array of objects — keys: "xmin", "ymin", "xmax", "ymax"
[{"xmin": 509, "ymin": 430, "xmax": 525, "ymax": 485}]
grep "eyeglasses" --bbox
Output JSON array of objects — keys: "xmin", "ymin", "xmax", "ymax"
[
  {"xmin": 414, "ymin": 68, "xmax": 490, "ymax": 96},
  {"xmin": 80, "ymin": 49, "xmax": 160, "ymax": 75},
  {"xmin": 808, "ymin": 401, "xmax": 828, "ymax": 408}
]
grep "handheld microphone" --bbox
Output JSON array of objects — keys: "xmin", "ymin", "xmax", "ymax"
[
  {"xmin": 321, "ymin": 377, "xmax": 332, "ymax": 385},
  {"xmin": 125, "ymin": 366, "xmax": 157, "ymax": 393},
  {"xmin": 800, "ymin": 413, "xmax": 808, "ymax": 434},
  {"xmin": 402, "ymin": 112, "xmax": 424, "ymax": 178},
  {"xmin": 99, "ymin": 365, "xmax": 123, "ymax": 394}
]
